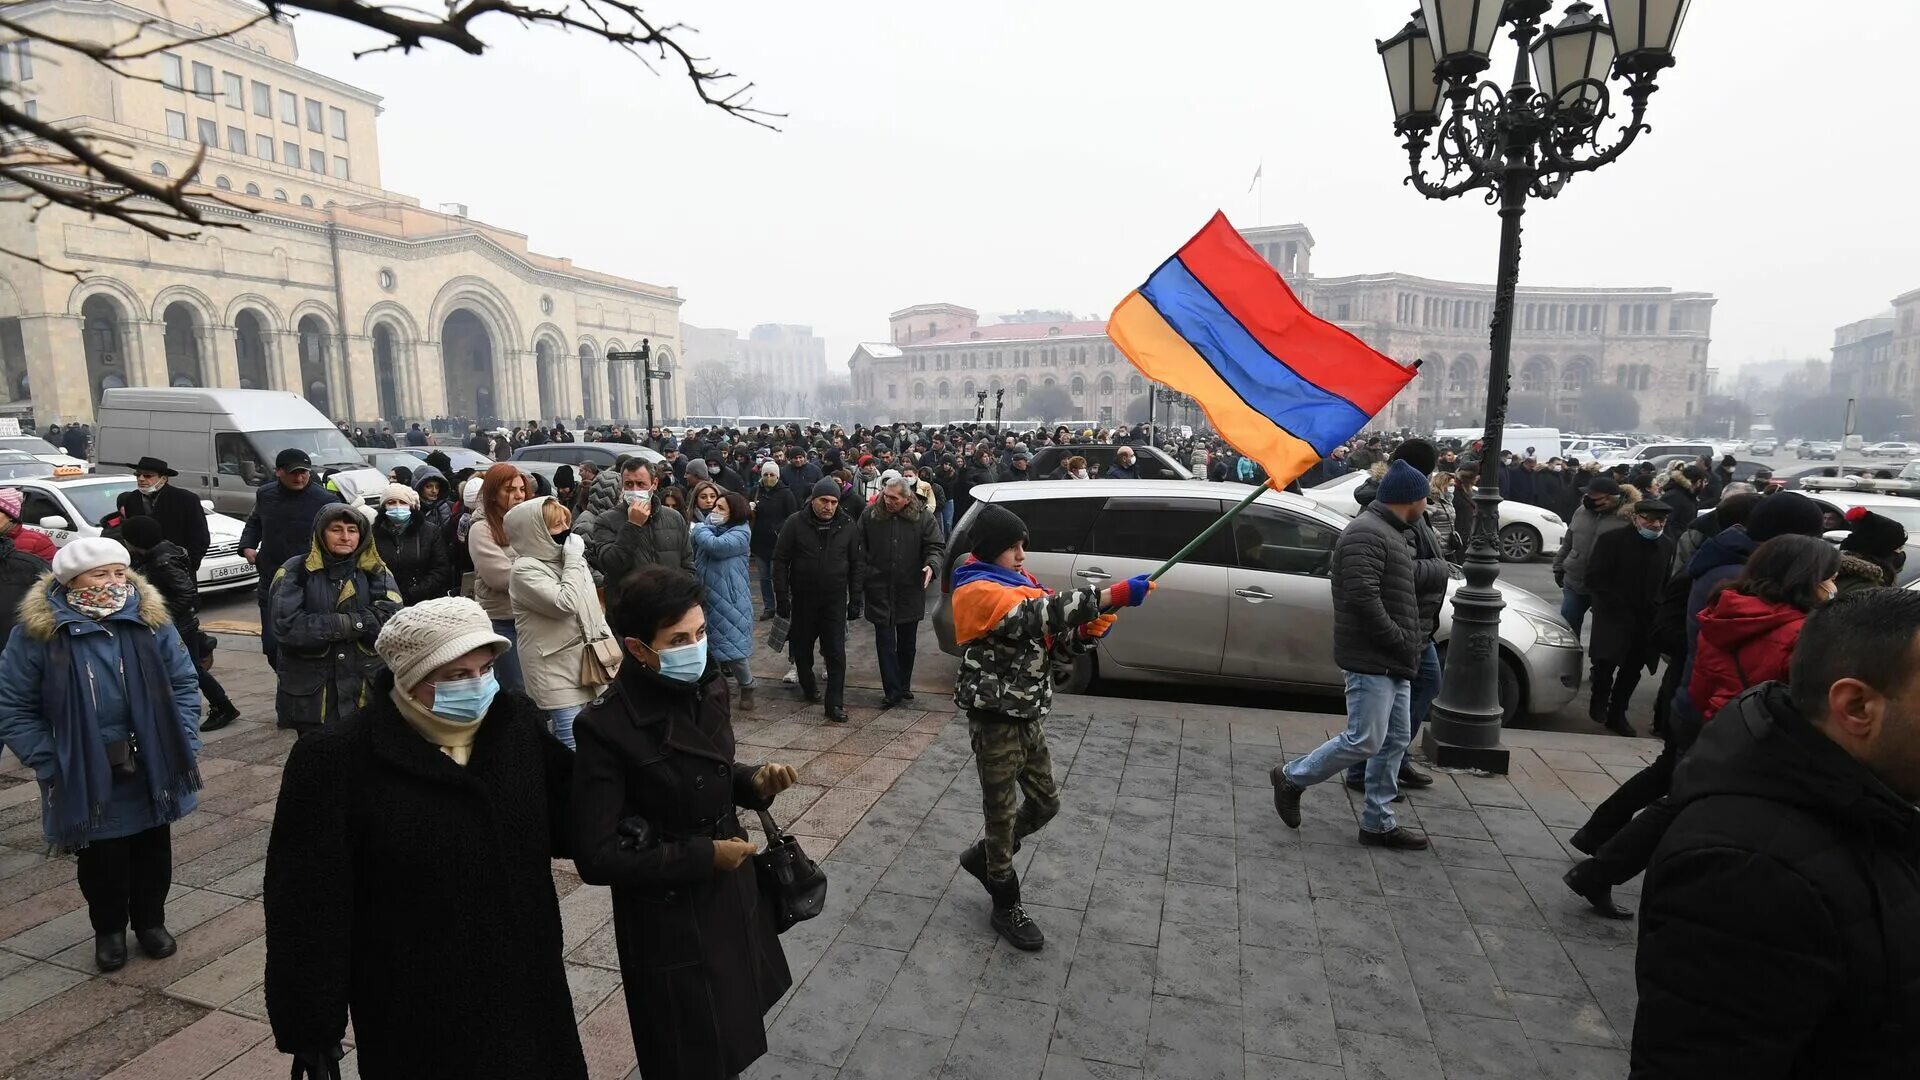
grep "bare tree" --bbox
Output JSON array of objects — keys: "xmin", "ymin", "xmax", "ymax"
[
  {"xmin": 685, "ymin": 360, "xmax": 737, "ymax": 416},
  {"xmin": 0, "ymin": 1, "xmax": 778, "ymax": 266}
]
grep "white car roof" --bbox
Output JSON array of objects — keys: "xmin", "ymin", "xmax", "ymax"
[
  {"xmin": 17, "ymin": 475, "xmax": 130, "ymax": 488},
  {"xmin": 973, "ymin": 479, "xmax": 1352, "ymax": 529}
]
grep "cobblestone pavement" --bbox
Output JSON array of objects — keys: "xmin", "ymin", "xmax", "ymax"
[{"xmin": 0, "ymin": 632, "xmax": 1659, "ymax": 1079}]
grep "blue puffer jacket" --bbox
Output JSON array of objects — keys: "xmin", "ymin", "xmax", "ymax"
[
  {"xmin": 0, "ymin": 573, "xmax": 202, "ymax": 845},
  {"xmin": 691, "ymin": 522, "xmax": 755, "ymax": 663}
]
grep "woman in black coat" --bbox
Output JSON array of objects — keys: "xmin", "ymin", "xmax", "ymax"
[
  {"xmin": 264, "ymin": 597, "xmax": 584, "ymax": 1080},
  {"xmin": 372, "ymin": 484, "xmax": 454, "ymax": 604},
  {"xmin": 572, "ymin": 565, "xmax": 800, "ymax": 1080}
]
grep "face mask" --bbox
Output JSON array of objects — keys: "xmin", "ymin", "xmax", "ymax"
[
  {"xmin": 706, "ymin": 511, "xmax": 726, "ymax": 526},
  {"xmin": 762, "ymin": 474, "xmax": 778, "ymax": 487},
  {"xmin": 1636, "ymin": 526, "xmax": 1664, "ymax": 540},
  {"xmin": 653, "ymin": 638, "xmax": 708, "ymax": 683},
  {"xmin": 384, "ymin": 506, "xmax": 412, "ymax": 524},
  {"xmin": 550, "ymin": 529, "xmax": 571, "ymax": 546},
  {"xmin": 68, "ymin": 581, "xmax": 132, "ymax": 619},
  {"xmin": 624, "ymin": 490, "xmax": 651, "ymax": 506},
  {"xmin": 136, "ymin": 482, "xmax": 159, "ymax": 495},
  {"xmin": 430, "ymin": 671, "xmax": 499, "ymax": 723}
]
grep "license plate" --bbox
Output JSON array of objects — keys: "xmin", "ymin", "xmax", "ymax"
[{"xmin": 209, "ymin": 564, "xmax": 253, "ymax": 580}]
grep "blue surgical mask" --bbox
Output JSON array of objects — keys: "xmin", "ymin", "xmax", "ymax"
[
  {"xmin": 430, "ymin": 671, "xmax": 499, "ymax": 722},
  {"xmin": 1636, "ymin": 526, "xmax": 1664, "ymax": 541},
  {"xmin": 653, "ymin": 638, "xmax": 708, "ymax": 683},
  {"xmin": 384, "ymin": 506, "xmax": 412, "ymax": 524}
]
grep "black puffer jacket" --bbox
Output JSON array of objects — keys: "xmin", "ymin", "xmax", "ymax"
[
  {"xmin": 1632, "ymin": 682, "xmax": 1920, "ymax": 1078},
  {"xmin": 857, "ymin": 495, "xmax": 946, "ymax": 627},
  {"xmin": 0, "ymin": 535, "xmax": 48, "ymax": 647},
  {"xmin": 1354, "ymin": 481, "xmax": 1452, "ymax": 637},
  {"xmin": 372, "ymin": 512, "xmax": 453, "ymax": 605},
  {"xmin": 130, "ymin": 540, "xmax": 201, "ymax": 644},
  {"xmin": 1330, "ymin": 503, "xmax": 1426, "ymax": 679}
]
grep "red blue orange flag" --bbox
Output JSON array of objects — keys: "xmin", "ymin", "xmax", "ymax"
[{"xmin": 1107, "ymin": 212, "xmax": 1416, "ymax": 487}]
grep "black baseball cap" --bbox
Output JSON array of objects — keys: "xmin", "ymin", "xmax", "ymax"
[{"xmin": 275, "ymin": 448, "xmax": 313, "ymax": 471}]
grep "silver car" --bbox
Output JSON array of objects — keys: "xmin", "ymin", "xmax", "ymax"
[{"xmin": 934, "ymin": 480, "xmax": 1582, "ymax": 722}]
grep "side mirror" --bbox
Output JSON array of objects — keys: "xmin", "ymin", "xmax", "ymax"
[{"xmin": 38, "ymin": 515, "xmax": 69, "ymax": 530}]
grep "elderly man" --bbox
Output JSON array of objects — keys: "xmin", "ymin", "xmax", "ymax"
[
  {"xmin": 859, "ymin": 471, "xmax": 947, "ymax": 707},
  {"xmin": 1105, "ymin": 446, "xmax": 1141, "ymax": 480},
  {"xmin": 1552, "ymin": 474, "xmax": 1627, "ymax": 636},
  {"xmin": 1583, "ymin": 498, "xmax": 1674, "ymax": 736},
  {"xmin": 114, "ymin": 456, "xmax": 210, "ymax": 570},
  {"xmin": 774, "ymin": 478, "xmax": 863, "ymax": 722}
]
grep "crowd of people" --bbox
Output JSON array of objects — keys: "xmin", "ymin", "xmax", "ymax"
[{"xmin": 0, "ymin": 411, "xmax": 1916, "ymax": 1076}]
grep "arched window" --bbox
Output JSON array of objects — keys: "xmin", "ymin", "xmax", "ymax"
[
  {"xmin": 150, "ymin": 162, "xmax": 168, "ymax": 177},
  {"xmin": 273, "ymin": 189, "xmax": 288, "ymax": 201},
  {"xmin": 214, "ymin": 176, "xmax": 232, "ymax": 190},
  {"xmin": 936, "ymin": 379, "xmax": 951, "ymax": 399},
  {"xmin": 244, "ymin": 182, "xmax": 260, "ymax": 196},
  {"xmin": 1070, "ymin": 376, "xmax": 1086, "ymax": 396},
  {"xmin": 1099, "ymin": 374, "xmax": 1114, "ymax": 395},
  {"xmin": 1015, "ymin": 377, "xmax": 1029, "ymax": 396},
  {"xmin": 1129, "ymin": 374, "xmax": 1145, "ymax": 394},
  {"xmin": 299, "ymin": 195, "xmax": 314, "ymax": 207}
]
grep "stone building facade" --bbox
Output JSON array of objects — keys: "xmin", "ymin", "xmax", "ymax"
[
  {"xmin": 1829, "ymin": 314, "xmax": 1897, "ymax": 399},
  {"xmin": 682, "ymin": 322, "xmax": 828, "ymax": 417},
  {"xmin": 0, "ymin": 0, "xmax": 684, "ymax": 430},
  {"xmin": 848, "ymin": 224, "xmax": 1716, "ymax": 433}
]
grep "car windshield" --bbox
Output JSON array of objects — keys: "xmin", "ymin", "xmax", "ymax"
[
  {"xmin": 65, "ymin": 480, "xmax": 135, "ymax": 527},
  {"xmin": 0, "ymin": 454, "xmax": 52, "ymax": 479},
  {"xmin": 246, "ymin": 428, "xmax": 366, "ymax": 469},
  {"xmin": 0, "ymin": 436, "xmax": 60, "ymax": 456}
]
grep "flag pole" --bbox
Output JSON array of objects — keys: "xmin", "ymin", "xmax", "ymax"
[{"xmin": 1149, "ymin": 482, "xmax": 1268, "ymax": 581}]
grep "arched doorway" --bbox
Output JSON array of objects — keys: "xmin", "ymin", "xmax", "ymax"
[
  {"xmin": 373, "ymin": 323, "xmax": 403, "ymax": 423},
  {"xmin": 578, "ymin": 344, "xmax": 598, "ymax": 420},
  {"xmin": 161, "ymin": 302, "xmax": 206, "ymax": 387},
  {"xmin": 297, "ymin": 315, "xmax": 332, "ymax": 415},
  {"xmin": 234, "ymin": 309, "xmax": 270, "ymax": 389},
  {"xmin": 534, "ymin": 339, "xmax": 558, "ymax": 423},
  {"xmin": 82, "ymin": 294, "xmax": 131, "ymax": 409},
  {"xmin": 607, "ymin": 355, "xmax": 628, "ymax": 422},
  {"xmin": 440, "ymin": 309, "xmax": 495, "ymax": 423}
]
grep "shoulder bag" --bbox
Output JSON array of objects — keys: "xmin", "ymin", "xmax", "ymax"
[{"xmin": 753, "ymin": 808, "xmax": 827, "ymax": 933}]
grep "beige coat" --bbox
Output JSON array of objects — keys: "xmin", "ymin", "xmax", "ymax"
[
  {"xmin": 467, "ymin": 512, "xmax": 516, "ymax": 621},
  {"xmin": 504, "ymin": 498, "xmax": 613, "ymax": 709}
]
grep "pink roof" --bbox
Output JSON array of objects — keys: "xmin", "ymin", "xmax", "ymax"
[{"xmin": 914, "ymin": 320, "xmax": 1109, "ymax": 346}]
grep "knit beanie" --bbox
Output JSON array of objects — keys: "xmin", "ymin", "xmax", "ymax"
[
  {"xmin": 120, "ymin": 515, "xmax": 164, "ymax": 550},
  {"xmin": 52, "ymin": 536, "xmax": 130, "ymax": 584},
  {"xmin": 686, "ymin": 459, "xmax": 711, "ymax": 481},
  {"xmin": 383, "ymin": 482, "xmax": 420, "ymax": 508},
  {"xmin": 1375, "ymin": 459, "xmax": 1431, "ymax": 504},
  {"xmin": 810, "ymin": 477, "xmax": 841, "ymax": 502},
  {"xmin": 0, "ymin": 487, "xmax": 20, "ymax": 521},
  {"xmin": 761, "ymin": 461, "xmax": 780, "ymax": 478},
  {"xmin": 1746, "ymin": 492, "xmax": 1824, "ymax": 542},
  {"xmin": 969, "ymin": 503, "xmax": 1028, "ymax": 562},
  {"xmin": 1389, "ymin": 438, "xmax": 1439, "ymax": 476},
  {"xmin": 376, "ymin": 596, "xmax": 510, "ymax": 692},
  {"xmin": 461, "ymin": 476, "xmax": 483, "ymax": 506},
  {"xmin": 879, "ymin": 469, "xmax": 907, "ymax": 491},
  {"xmin": 1840, "ymin": 507, "xmax": 1908, "ymax": 558}
]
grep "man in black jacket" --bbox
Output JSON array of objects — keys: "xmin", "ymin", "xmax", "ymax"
[
  {"xmin": 1272, "ymin": 461, "xmax": 1433, "ymax": 850},
  {"xmin": 114, "ymin": 456, "xmax": 210, "ymax": 570},
  {"xmin": 774, "ymin": 478, "xmax": 863, "ymax": 722},
  {"xmin": 859, "ymin": 473, "xmax": 946, "ymax": 708},
  {"xmin": 1631, "ymin": 589, "xmax": 1920, "ymax": 1077},
  {"xmin": 237, "ymin": 449, "xmax": 344, "ymax": 665},
  {"xmin": 1584, "ymin": 499, "xmax": 1674, "ymax": 736},
  {"xmin": 123, "ymin": 515, "xmax": 239, "ymax": 730},
  {"xmin": 586, "ymin": 459, "xmax": 694, "ymax": 581},
  {"xmin": 749, "ymin": 462, "xmax": 797, "ymax": 619}
]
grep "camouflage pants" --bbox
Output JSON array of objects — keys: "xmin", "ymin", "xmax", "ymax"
[{"xmin": 968, "ymin": 712, "xmax": 1060, "ymax": 881}]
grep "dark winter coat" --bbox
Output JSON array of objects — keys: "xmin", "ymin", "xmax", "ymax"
[
  {"xmin": 263, "ymin": 681, "xmax": 583, "ymax": 1079},
  {"xmin": 1353, "ymin": 476, "xmax": 1451, "ymax": 637},
  {"xmin": 1585, "ymin": 525, "xmax": 1674, "ymax": 668},
  {"xmin": 588, "ymin": 503, "xmax": 695, "ymax": 582},
  {"xmin": 238, "ymin": 479, "xmax": 346, "ymax": 597},
  {"xmin": 372, "ymin": 512, "xmax": 454, "ymax": 605},
  {"xmin": 0, "ymin": 534, "xmax": 49, "ymax": 647},
  {"xmin": 1686, "ymin": 591, "xmax": 1804, "ymax": 722},
  {"xmin": 772, "ymin": 505, "xmax": 862, "ymax": 617},
  {"xmin": 269, "ymin": 506, "xmax": 402, "ymax": 731},
  {"xmin": 857, "ymin": 495, "xmax": 946, "ymax": 627},
  {"xmin": 571, "ymin": 663, "xmax": 791, "ymax": 1080},
  {"xmin": 131, "ymin": 540, "xmax": 201, "ymax": 645},
  {"xmin": 1330, "ymin": 503, "xmax": 1425, "ymax": 679},
  {"xmin": 1552, "ymin": 500, "xmax": 1631, "ymax": 594},
  {"xmin": 409, "ymin": 464, "xmax": 455, "ymax": 535},
  {"xmin": 116, "ymin": 482, "xmax": 211, "ymax": 569},
  {"xmin": 779, "ymin": 459, "xmax": 822, "ymax": 498},
  {"xmin": 1658, "ymin": 481, "xmax": 1700, "ymax": 535},
  {"xmin": 748, "ymin": 483, "xmax": 798, "ymax": 561},
  {"xmin": 1632, "ymin": 682, "xmax": 1920, "ymax": 1078}
]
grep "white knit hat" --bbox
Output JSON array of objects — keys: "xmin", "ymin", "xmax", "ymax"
[
  {"xmin": 375, "ymin": 596, "xmax": 510, "ymax": 692},
  {"xmin": 879, "ymin": 469, "xmax": 906, "ymax": 491},
  {"xmin": 462, "ymin": 476, "xmax": 483, "ymax": 506},
  {"xmin": 383, "ymin": 482, "xmax": 420, "ymax": 508},
  {"xmin": 52, "ymin": 537, "xmax": 130, "ymax": 584}
]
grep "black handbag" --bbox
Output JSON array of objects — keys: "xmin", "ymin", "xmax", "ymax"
[{"xmin": 753, "ymin": 808, "xmax": 827, "ymax": 933}]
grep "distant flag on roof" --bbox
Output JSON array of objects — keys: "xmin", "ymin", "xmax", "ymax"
[
  {"xmin": 1247, "ymin": 162, "xmax": 1262, "ymax": 193},
  {"xmin": 1107, "ymin": 212, "xmax": 1415, "ymax": 488}
]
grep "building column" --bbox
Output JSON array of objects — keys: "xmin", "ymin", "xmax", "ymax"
[
  {"xmin": 17, "ymin": 313, "xmax": 92, "ymax": 427},
  {"xmin": 338, "ymin": 332, "xmax": 377, "ymax": 423},
  {"xmin": 207, "ymin": 322, "xmax": 240, "ymax": 389},
  {"xmin": 271, "ymin": 329, "xmax": 303, "ymax": 395},
  {"xmin": 128, "ymin": 319, "xmax": 166, "ymax": 388},
  {"xmin": 590, "ymin": 359, "xmax": 609, "ymax": 424}
]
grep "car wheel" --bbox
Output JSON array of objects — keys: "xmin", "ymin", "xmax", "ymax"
[
  {"xmin": 1497, "ymin": 523, "xmax": 1540, "ymax": 563},
  {"xmin": 1053, "ymin": 652, "xmax": 1094, "ymax": 695}
]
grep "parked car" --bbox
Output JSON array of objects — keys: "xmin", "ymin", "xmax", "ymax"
[
  {"xmin": 1749, "ymin": 438, "xmax": 1778, "ymax": 455},
  {"xmin": 1302, "ymin": 469, "xmax": 1567, "ymax": 562},
  {"xmin": 1864, "ymin": 441, "xmax": 1920, "ymax": 459},
  {"xmin": 932, "ymin": 480, "xmax": 1581, "ymax": 721},
  {"xmin": 0, "ymin": 435, "xmax": 88, "ymax": 472},
  {"xmin": 508, "ymin": 442, "xmax": 663, "ymax": 471},
  {"xmin": 1804, "ymin": 490, "xmax": 1920, "ymax": 588},
  {"xmin": 13, "ymin": 475, "xmax": 257, "ymax": 593},
  {"xmin": 396, "ymin": 446, "xmax": 493, "ymax": 474},
  {"xmin": 0, "ymin": 449, "xmax": 56, "ymax": 480},
  {"xmin": 1027, "ymin": 444, "xmax": 1193, "ymax": 481},
  {"xmin": 1798, "ymin": 441, "xmax": 1840, "ymax": 460}
]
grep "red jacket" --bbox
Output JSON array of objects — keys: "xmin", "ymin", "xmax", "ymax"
[
  {"xmin": 1688, "ymin": 590, "xmax": 1806, "ymax": 721},
  {"xmin": 6, "ymin": 525, "xmax": 55, "ymax": 562}
]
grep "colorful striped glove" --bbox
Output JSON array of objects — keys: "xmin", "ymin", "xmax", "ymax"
[{"xmin": 1109, "ymin": 574, "xmax": 1155, "ymax": 608}]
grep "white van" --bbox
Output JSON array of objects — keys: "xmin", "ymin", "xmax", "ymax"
[
  {"xmin": 1435, "ymin": 425, "xmax": 1565, "ymax": 459},
  {"xmin": 94, "ymin": 388, "xmax": 387, "ymax": 516}
]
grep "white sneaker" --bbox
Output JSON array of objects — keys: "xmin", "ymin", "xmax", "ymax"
[{"xmin": 782, "ymin": 666, "xmax": 799, "ymax": 685}]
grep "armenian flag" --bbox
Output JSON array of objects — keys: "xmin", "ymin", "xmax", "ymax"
[{"xmin": 1108, "ymin": 212, "xmax": 1416, "ymax": 487}]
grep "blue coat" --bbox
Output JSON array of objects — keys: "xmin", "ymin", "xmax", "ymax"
[
  {"xmin": 691, "ymin": 522, "xmax": 755, "ymax": 663},
  {"xmin": 0, "ymin": 573, "xmax": 202, "ymax": 845}
]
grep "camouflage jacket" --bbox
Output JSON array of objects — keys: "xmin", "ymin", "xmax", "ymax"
[{"xmin": 951, "ymin": 560, "xmax": 1103, "ymax": 721}]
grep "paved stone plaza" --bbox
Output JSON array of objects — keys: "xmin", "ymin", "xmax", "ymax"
[{"xmin": 0, "ymin": 634, "xmax": 1656, "ymax": 1079}]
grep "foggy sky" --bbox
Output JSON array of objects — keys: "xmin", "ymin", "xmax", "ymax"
[{"xmin": 291, "ymin": 1, "xmax": 1919, "ymax": 382}]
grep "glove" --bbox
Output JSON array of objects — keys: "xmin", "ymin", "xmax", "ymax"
[
  {"xmin": 289, "ymin": 1044, "xmax": 344, "ymax": 1080},
  {"xmin": 847, "ymin": 600, "xmax": 863, "ymax": 621},
  {"xmin": 1079, "ymin": 614, "xmax": 1118, "ymax": 640},
  {"xmin": 1109, "ymin": 574, "xmax": 1156, "ymax": 608},
  {"xmin": 616, "ymin": 815, "xmax": 656, "ymax": 852}
]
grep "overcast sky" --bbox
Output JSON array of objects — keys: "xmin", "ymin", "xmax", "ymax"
[{"xmin": 292, "ymin": 0, "xmax": 1918, "ymax": 379}]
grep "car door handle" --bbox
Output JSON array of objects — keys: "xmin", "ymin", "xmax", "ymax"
[
  {"xmin": 1235, "ymin": 587, "xmax": 1273, "ymax": 601},
  {"xmin": 1076, "ymin": 568, "xmax": 1111, "ymax": 581}
]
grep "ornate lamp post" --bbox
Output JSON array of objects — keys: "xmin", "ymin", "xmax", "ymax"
[{"xmin": 1376, "ymin": 0, "xmax": 1691, "ymax": 772}]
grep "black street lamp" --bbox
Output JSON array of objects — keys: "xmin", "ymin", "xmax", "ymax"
[{"xmin": 1377, "ymin": 0, "xmax": 1690, "ymax": 772}]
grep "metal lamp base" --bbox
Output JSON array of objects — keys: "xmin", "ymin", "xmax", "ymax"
[{"xmin": 1422, "ymin": 725, "xmax": 1512, "ymax": 774}]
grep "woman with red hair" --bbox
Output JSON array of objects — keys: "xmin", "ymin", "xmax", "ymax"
[{"xmin": 467, "ymin": 462, "xmax": 530, "ymax": 692}]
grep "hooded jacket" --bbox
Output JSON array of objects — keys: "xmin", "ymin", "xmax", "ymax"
[
  {"xmin": 1835, "ymin": 551, "xmax": 1893, "ymax": 597},
  {"xmin": 373, "ymin": 505, "xmax": 453, "ymax": 606},
  {"xmin": 1632, "ymin": 683, "xmax": 1920, "ymax": 1077},
  {"xmin": 504, "ymin": 499, "xmax": 611, "ymax": 710},
  {"xmin": 409, "ymin": 464, "xmax": 454, "ymax": 535},
  {"xmin": 269, "ymin": 505, "xmax": 402, "ymax": 731},
  {"xmin": 1686, "ymin": 590, "xmax": 1806, "ymax": 721}
]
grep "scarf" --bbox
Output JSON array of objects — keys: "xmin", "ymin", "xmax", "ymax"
[
  {"xmin": 44, "ymin": 589, "xmax": 200, "ymax": 852},
  {"xmin": 68, "ymin": 582, "xmax": 133, "ymax": 620},
  {"xmin": 391, "ymin": 687, "xmax": 480, "ymax": 766},
  {"xmin": 950, "ymin": 557, "xmax": 1053, "ymax": 646}
]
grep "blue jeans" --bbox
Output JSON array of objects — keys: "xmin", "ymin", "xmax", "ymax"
[
  {"xmin": 491, "ymin": 619, "xmax": 525, "ymax": 693},
  {"xmin": 1560, "ymin": 588, "xmax": 1592, "ymax": 637},
  {"xmin": 758, "ymin": 556, "xmax": 777, "ymax": 608},
  {"xmin": 1347, "ymin": 642, "xmax": 1440, "ymax": 786},
  {"xmin": 546, "ymin": 704, "xmax": 582, "ymax": 749},
  {"xmin": 939, "ymin": 500, "xmax": 955, "ymax": 537},
  {"xmin": 1284, "ymin": 672, "xmax": 1412, "ymax": 834}
]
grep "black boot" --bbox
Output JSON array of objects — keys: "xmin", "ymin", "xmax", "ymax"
[
  {"xmin": 983, "ymin": 873, "xmax": 1044, "ymax": 951},
  {"xmin": 1563, "ymin": 864, "xmax": 1633, "ymax": 919},
  {"xmin": 94, "ymin": 931, "xmax": 128, "ymax": 972},
  {"xmin": 1397, "ymin": 761, "xmax": 1434, "ymax": 788},
  {"xmin": 134, "ymin": 925, "xmax": 177, "ymax": 959},
  {"xmin": 201, "ymin": 701, "xmax": 239, "ymax": 732}
]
